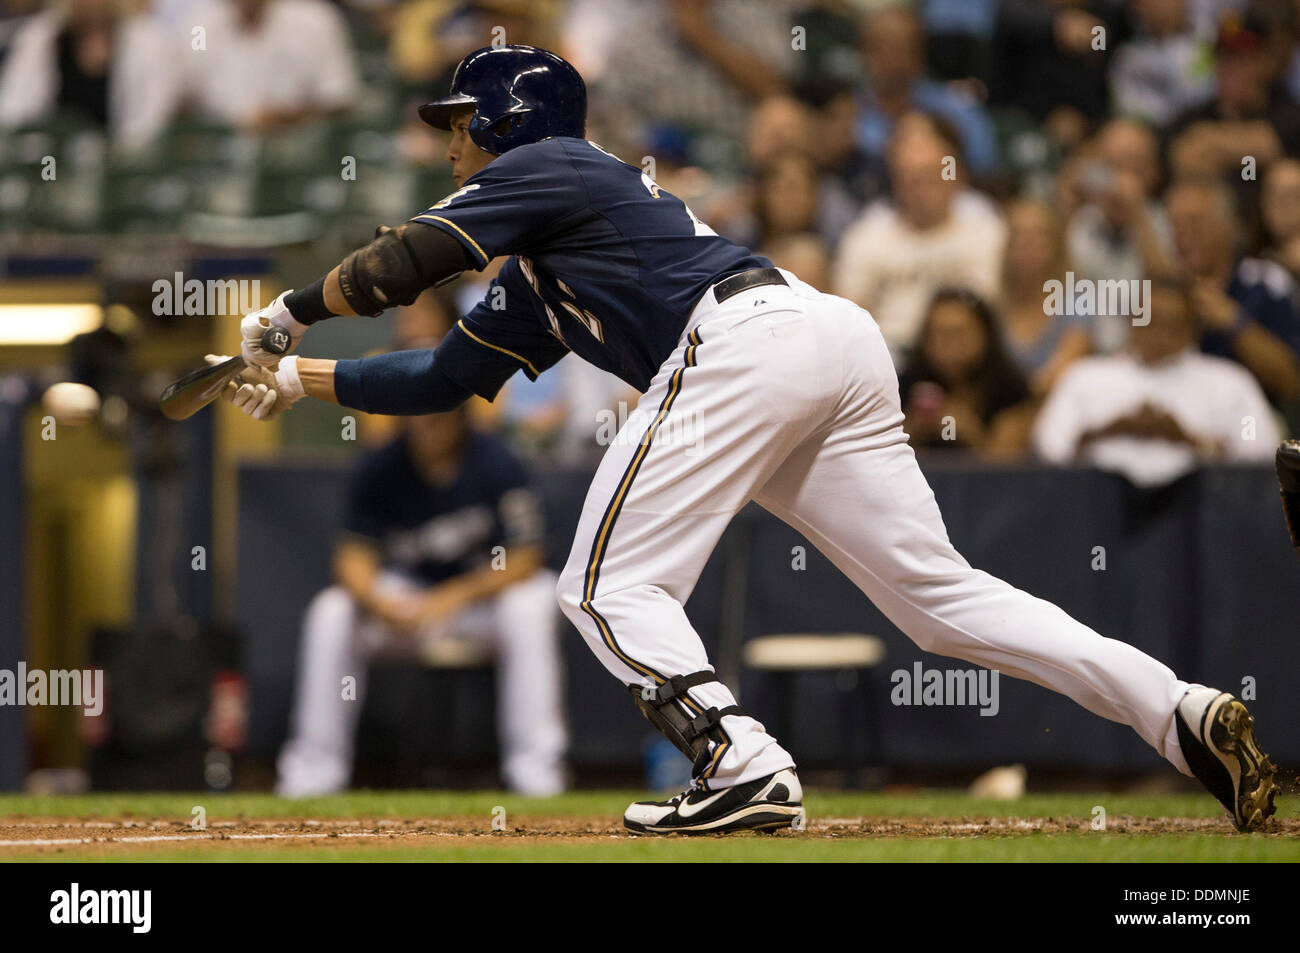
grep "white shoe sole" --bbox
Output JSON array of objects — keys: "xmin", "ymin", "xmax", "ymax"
[{"xmin": 625, "ymin": 802, "xmax": 806, "ymax": 835}]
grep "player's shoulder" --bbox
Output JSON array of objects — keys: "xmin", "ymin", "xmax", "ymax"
[{"xmin": 476, "ymin": 137, "xmax": 584, "ymax": 177}]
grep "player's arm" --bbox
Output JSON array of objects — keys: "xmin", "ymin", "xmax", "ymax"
[
  {"xmin": 290, "ymin": 350, "xmax": 474, "ymax": 414},
  {"xmin": 418, "ymin": 544, "xmax": 545, "ymax": 622},
  {"xmin": 248, "ymin": 259, "xmax": 569, "ymax": 418},
  {"xmin": 244, "ymin": 142, "xmax": 581, "ymax": 368},
  {"xmin": 240, "ymin": 224, "xmax": 474, "ymax": 368},
  {"xmin": 416, "ymin": 475, "xmax": 548, "ymax": 622},
  {"xmin": 333, "ymin": 536, "xmax": 421, "ymax": 632}
]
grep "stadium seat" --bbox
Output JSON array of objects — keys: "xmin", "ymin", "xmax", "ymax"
[{"xmin": 743, "ymin": 633, "xmax": 886, "ymax": 788}]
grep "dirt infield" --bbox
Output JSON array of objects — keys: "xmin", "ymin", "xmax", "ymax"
[{"xmin": 3, "ymin": 813, "xmax": 1296, "ymax": 857}]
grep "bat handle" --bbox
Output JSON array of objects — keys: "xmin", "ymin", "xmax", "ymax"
[{"xmin": 260, "ymin": 323, "xmax": 292, "ymax": 357}]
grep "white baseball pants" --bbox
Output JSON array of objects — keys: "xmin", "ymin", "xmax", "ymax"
[
  {"xmin": 556, "ymin": 271, "xmax": 1192, "ymax": 789},
  {"xmin": 277, "ymin": 570, "xmax": 567, "ymax": 796}
]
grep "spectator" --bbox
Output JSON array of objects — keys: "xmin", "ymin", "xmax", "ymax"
[
  {"xmin": 1110, "ymin": 0, "xmax": 1216, "ymax": 128},
  {"xmin": 0, "ymin": 0, "xmax": 43, "ymax": 66},
  {"xmin": 899, "ymin": 288, "xmax": 1033, "ymax": 454},
  {"xmin": 1000, "ymin": 197, "xmax": 1091, "ymax": 396},
  {"xmin": 1168, "ymin": 7, "xmax": 1300, "ymax": 184},
  {"xmin": 0, "ymin": 0, "xmax": 182, "ymax": 150},
  {"xmin": 276, "ymin": 402, "xmax": 567, "ymax": 797},
  {"xmin": 745, "ymin": 93, "xmax": 814, "ymax": 174},
  {"xmin": 391, "ymin": 0, "xmax": 559, "ymax": 91},
  {"xmin": 1065, "ymin": 117, "xmax": 1179, "ymax": 352},
  {"xmin": 1167, "ymin": 176, "xmax": 1300, "ymax": 403},
  {"xmin": 1260, "ymin": 156, "xmax": 1300, "ymax": 276},
  {"xmin": 921, "ymin": 0, "xmax": 999, "ymax": 83},
  {"xmin": 833, "ymin": 115, "xmax": 1006, "ymax": 359},
  {"xmin": 755, "ymin": 153, "xmax": 825, "ymax": 244},
  {"xmin": 569, "ymin": 0, "xmax": 795, "ymax": 157},
  {"xmin": 856, "ymin": 6, "xmax": 999, "ymax": 177},
  {"xmin": 764, "ymin": 232, "xmax": 832, "ymax": 290},
  {"xmin": 992, "ymin": 0, "xmax": 1131, "ymax": 147},
  {"xmin": 181, "ymin": 0, "xmax": 359, "ymax": 133},
  {"xmin": 1033, "ymin": 280, "xmax": 1279, "ymax": 488},
  {"xmin": 707, "ymin": 93, "xmax": 816, "ymax": 245},
  {"xmin": 714, "ymin": 146, "xmax": 858, "ymax": 253},
  {"xmin": 798, "ymin": 76, "xmax": 888, "ymax": 205}
]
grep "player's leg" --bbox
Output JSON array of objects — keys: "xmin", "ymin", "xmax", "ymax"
[
  {"xmin": 555, "ymin": 296, "xmax": 831, "ymax": 830},
  {"xmin": 757, "ymin": 431, "xmax": 1192, "ymax": 766},
  {"xmin": 755, "ymin": 294, "xmax": 1276, "ymax": 827},
  {"xmin": 275, "ymin": 586, "xmax": 369, "ymax": 796},
  {"xmin": 461, "ymin": 569, "xmax": 567, "ymax": 796}
]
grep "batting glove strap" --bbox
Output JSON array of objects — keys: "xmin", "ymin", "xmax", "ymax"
[{"xmin": 267, "ymin": 290, "xmax": 311, "ymax": 340}]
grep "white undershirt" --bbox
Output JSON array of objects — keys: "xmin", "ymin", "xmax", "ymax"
[
  {"xmin": 182, "ymin": 0, "xmax": 358, "ymax": 126},
  {"xmin": 1032, "ymin": 349, "xmax": 1279, "ymax": 488}
]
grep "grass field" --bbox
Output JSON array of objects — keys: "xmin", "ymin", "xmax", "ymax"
[{"xmin": 0, "ymin": 789, "xmax": 1296, "ymax": 861}]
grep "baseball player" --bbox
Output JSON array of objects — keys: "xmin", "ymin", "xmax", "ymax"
[
  {"xmin": 224, "ymin": 45, "xmax": 1276, "ymax": 834},
  {"xmin": 275, "ymin": 405, "xmax": 566, "ymax": 798}
]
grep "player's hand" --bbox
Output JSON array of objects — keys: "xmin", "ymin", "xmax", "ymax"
[
  {"xmin": 414, "ymin": 584, "xmax": 469, "ymax": 627},
  {"xmin": 369, "ymin": 593, "xmax": 425, "ymax": 633},
  {"xmin": 203, "ymin": 354, "xmax": 304, "ymax": 421},
  {"xmin": 240, "ymin": 290, "xmax": 308, "ymax": 368}
]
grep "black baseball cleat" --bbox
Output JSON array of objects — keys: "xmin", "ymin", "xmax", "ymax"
[
  {"xmin": 623, "ymin": 768, "xmax": 805, "ymax": 834},
  {"xmin": 1175, "ymin": 687, "xmax": 1278, "ymax": 832}
]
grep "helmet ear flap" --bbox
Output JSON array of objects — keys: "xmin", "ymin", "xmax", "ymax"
[
  {"xmin": 490, "ymin": 114, "xmax": 524, "ymax": 137},
  {"xmin": 469, "ymin": 111, "xmax": 530, "ymax": 153}
]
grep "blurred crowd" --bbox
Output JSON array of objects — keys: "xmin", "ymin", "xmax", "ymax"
[{"xmin": 3, "ymin": 0, "xmax": 1299, "ymax": 485}]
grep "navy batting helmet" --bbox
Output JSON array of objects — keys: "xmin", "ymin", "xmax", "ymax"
[{"xmin": 418, "ymin": 45, "xmax": 587, "ymax": 155}]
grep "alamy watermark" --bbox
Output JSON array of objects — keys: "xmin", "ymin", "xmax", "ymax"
[
  {"xmin": 890, "ymin": 662, "xmax": 1000, "ymax": 716},
  {"xmin": 595, "ymin": 401, "xmax": 704, "ymax": 456},
  {"xmin": 1044, "ymin": 272, "xmax": 1150, "ymax": 326},
  {"xmin": 50, "ymin": 883, "xmax": 150, "ymax": 933},
  {"xmin": 0, "ymin": 664, "xmax": 103, "ymax": 715},
  {"xmin": 152, "ymin": 273, "xmax": 262, "ymax": 316}
]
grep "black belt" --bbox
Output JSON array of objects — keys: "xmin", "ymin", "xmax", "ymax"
[{"xmin": 713, "ymin": 267, "xmax": 787, "ymax": 304}]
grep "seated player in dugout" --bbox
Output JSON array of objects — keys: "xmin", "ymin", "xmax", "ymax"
[
  {"xmin": 274, "ymin": 300, "xmax": 566, "ymax": 798},
  {"xmin": 217, "ymin": 46, "xmax": 1278, "ymax": 834}
]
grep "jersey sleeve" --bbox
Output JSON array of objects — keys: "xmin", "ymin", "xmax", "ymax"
[
  {"xmin": 433, "ymin": 257, "xmax": 570, "ymax": 400},
  {"xmin": 408, "ymin": 140, "xmax": 588, "ymax": 267}
]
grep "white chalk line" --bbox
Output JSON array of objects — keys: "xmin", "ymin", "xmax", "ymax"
[{"xmin": 0, "ymin": 830, "xmax": 423, "ymax": 848}]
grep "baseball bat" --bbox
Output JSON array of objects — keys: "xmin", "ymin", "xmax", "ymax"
[
  {"xmin": 1277, "ymin": 439, "xmax": 1300, "ymax": 559},
  {"xmin": 159, "ymin": 325, "xmax": 291, "ymax": 421}
]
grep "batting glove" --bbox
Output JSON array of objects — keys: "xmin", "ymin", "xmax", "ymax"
[
  {"xmin": 240, "ymin": 290, "xmax": 309, "ymax": 369},
  {"xmin": 203, "ymin": 354, "xmax": 305, "ymax": 421}
]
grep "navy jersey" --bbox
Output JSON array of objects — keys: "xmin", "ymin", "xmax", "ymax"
[
  {"xmin": 343, "ymin": 431, "xmax": 544, "ymax": 586},
  {"xmin": 1205, "ymin": 258, "xmax": 1300, "ymax": 370},
  {"xmin": 411, "ymin": 137, "xmax": 770, "ymax": 395}
]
